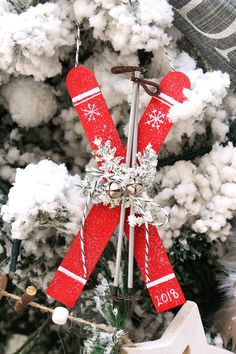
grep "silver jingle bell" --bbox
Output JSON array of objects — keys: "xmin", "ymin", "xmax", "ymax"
[
  {"xmin": 126, "ymin": 180, "xmax": 142, "ymax": 196},
  {"xmin": 107, "ymin": 181, "xmax": 123, "ymax": 199}
]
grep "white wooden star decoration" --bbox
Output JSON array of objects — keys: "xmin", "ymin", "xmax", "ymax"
[{"xmin": 122, "ymin": 301, "xmax": 233, "ymax": 354}]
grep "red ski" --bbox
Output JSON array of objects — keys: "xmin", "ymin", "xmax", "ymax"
[{"xmin": 46, "ymin": 66, "xmax": 190, "ymax": 312}]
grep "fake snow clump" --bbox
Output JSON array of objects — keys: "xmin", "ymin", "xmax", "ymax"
[
  {"xmin": 0, "ymin": 2, "xmax": 75, "ymax": 80},
  {"xmin": 165, "ymin": 69, "xmax": 230, "ymax": 153},
  {"xmin": 1, "ymin": 159, "xmax": 85, "ymax": 240},
  {"xmin": 155, "ymin": 143, "xmax": 236, "ymax": 249},
  {"xmin": 74, "ymin": 0, "xmax": 173, "ymax": 55},
  {"xmin": 168, "ymin": 69, "xmax": 230, "ymax": 124},
  {"xmin": 1, "ymin": 78, "xmax": 57, "ymax": 128}
]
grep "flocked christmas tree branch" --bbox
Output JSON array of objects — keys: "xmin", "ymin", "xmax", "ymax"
[
  {"xmin": 158, "ymin": 145, "xmax": 212, "ymax": 168},
  {"xmin": 0, "ymin": 287, "xmax": 135, "ymax": 342}
]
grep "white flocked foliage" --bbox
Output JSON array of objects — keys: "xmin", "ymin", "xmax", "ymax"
[
  {"xmin": 155, "ymin": 143, "xmax": 236, "ymax": 249},
  {"xmin": 1, "ymin": 160, "xmax": 85, "ymax": 240},
  {"xmin": 1, "ymin": 78, "xmax": 57, "ymax": 127},
  {"xmin": 0, "ymin": 0, "xmax": 235, "ymax": 351},
  {"xmin": 0, "ymin": 0, "xmax": 234, "ymax": 286},
  {"xmin": 0, "ymin": 1, "xmax": 75, "ymax": 80},
  {"xmin": 73, "ymin": 0, "xmax": 173, "ymax": 54}
]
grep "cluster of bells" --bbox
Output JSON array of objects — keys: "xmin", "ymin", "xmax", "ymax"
[{"xmin": 106, "ymin": 179, "xmax": 142, "ymax": 199}]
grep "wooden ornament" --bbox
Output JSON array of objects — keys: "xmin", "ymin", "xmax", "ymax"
[
  {"xmin": 0, "ymin": 274, "xmax": 8, "ymax": 299},
  {"xmin": 15, "ymin": 286, "xmax": 37, "ymax": 313},
  {"xmin": 122, "ymin": 301, "xmax": 233, "ymax": 354},
  {"xmin": 47, "ymin": 67, "xmax": 190, "ymax": 312}
]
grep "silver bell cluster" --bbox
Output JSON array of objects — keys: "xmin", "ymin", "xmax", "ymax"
[
  {"xmin": 107, "ymin": 180, "xmax": 143, "ymax": 199},
  {"xmin": 82, "ymin": 139, "xmax": 168, "ymax": 227}
]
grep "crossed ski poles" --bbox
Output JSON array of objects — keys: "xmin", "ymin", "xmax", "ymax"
[
  {"xmin": 46, "ymin": 65, "xmax": 190, "ymax": 313},
  {"xmin": 111, "ymin": 66, "xmax": 161, "ymax": 296}
]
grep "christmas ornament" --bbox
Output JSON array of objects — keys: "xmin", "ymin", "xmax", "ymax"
[
  {"xmin": 83, "ymin": 139, "xmax": 169, "ymax": 291},
  {"xmin": 122, "ymin": 301, "xmax": 233, "ymax": 354},
  {"xmin": 52, "ymin": 307, "xmax": 69, "ymax": 325},
  {"xmin": 46, "ymin": 65, "xmax": 191, "ymax": 313}
]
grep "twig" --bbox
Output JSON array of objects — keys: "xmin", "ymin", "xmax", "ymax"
[
  {"xmin": 15, "ymin": 285, "xmax": 37, "ymax": 313},
  {"xmin": 57, "ymin": 329, "xmax": 67, "ymax": 354},
  {"xmin": 158, "ymin": 145, "xmax": 212, "ymax": 168},
  {"xmin": 0, "ymin": 274, "xmax": 7, "ymax": 299},
  {"xmin": 0, "ymin": 288, "xmax": 132, "ymax": 338}
]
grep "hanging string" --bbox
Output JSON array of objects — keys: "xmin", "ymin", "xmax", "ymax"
[
  {"xmin": 79, "ymin": 181, "xmax": 97, "ymax": 279},
  {"xmin": 75, "ymin": 25, "xmax": 81, "ymax": 67},
  {"xmin": 79, "ymin": 173, "xmax": 111, "ymax": 279},
  {"xmin": 164, "ymin": 47, "xmax": 175, "ymax": 72},
  {"xmin": 144, "ymin": 220, "xmax": 150, "ymax": 283},
  {"xmin": 79, "ymin": 193, "xmax": 89, "ymax": 279}
]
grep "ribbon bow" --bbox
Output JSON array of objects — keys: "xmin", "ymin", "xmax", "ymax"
[
  {"xmin": 46, "ymin": 66, "xmax": 190, "ymax": 313},
  {"xmin": 83, "ymin": 142, "xmax": 169, "ymax": 283}
]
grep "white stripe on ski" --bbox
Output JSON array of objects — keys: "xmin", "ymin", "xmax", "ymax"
[
  {"xmin": 154, "ymin": 97, "xmax": 172, "ymax": 108},
  {"xmin": 72, "ymin": 87, "xmax": 100, "ymax": 103},
  {"xmin": 74, "ymin": 92, "xmax": 101, "ymax": 107},
  {"xmin": 58, "ymin": 266, "xmax": 87, "ymax": 285},
  {"xmin": 146, "ymin": 273, "xmax": 175, "ymax": 288},
  {"xmin": 159, "ymin": 92, "xmax": 180, "ymax": 106}
]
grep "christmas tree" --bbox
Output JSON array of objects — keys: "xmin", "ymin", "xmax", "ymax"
[{"xmin": 0, "ymin": 0, "xmax": 236, "ymax": 353}]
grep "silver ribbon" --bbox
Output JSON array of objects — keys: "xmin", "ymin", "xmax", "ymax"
[
  {"xmin": 80, "ymin": 167, "xmax": 169, "ymax": 282},
  {"xmin": 86, "ymin": 167, "xmax": 168, "ymax": 225}
]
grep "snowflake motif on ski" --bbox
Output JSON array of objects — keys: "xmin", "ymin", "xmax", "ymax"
[
  {"xmin": 82, "ymin": 103, "xmax": 101, "ymax": 121},
  {"xmin": 145, "ymin": 109, "xmax": 165, "ymax": 129}
]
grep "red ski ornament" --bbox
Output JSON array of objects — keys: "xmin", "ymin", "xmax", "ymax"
[{"xmin": 46, "ymin": 67, "xmax": 191, "ymax": 313}]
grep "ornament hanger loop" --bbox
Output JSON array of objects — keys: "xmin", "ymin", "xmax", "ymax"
[
  {"xmin": 131, "ymin": 77, "xmax": 160, "ymax": 97},
  {"xmin": 75, "ymin": 26, "xmax": 81, "ymax": 67},
  {"xmin": 111, "ymin": 66, "xmax": 160, "ymax": 97}
]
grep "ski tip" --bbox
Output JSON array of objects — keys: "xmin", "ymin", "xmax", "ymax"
[
  {"xmin": 66, "ymin": 66, "xmax": 100, "ymax": 99},
  {"xmin": 160, "ymin": 71, "xmax": 191, "ymax": 103}
]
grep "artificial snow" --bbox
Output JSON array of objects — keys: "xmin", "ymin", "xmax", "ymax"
[
  {"xmin": 0, "ymin": 0, "xmax": 235, "ymax": 350},
  {"xmin": 155, "ymin": 143, "xmax": 236, "ymax": 249},
  {"xmin": 0, "ymin": 1, "xmax": 75, "ymax": 80},
  {"xmin": 2, "ymin": 78, "xmax": 57, "ymax": 128},
  {"xmin": 1, "ymin": 159, "xmax": 85, "ymax": 240},
  {"xmin": 74, "ymin": 0, "xmax": 173, "ymax": 55}
]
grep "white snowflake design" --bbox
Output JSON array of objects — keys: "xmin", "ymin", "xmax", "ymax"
[
  {"xmin": 145, "ymin": 109, "xmax": 165, "ymax": 129},
  {"xmin": 82, "ymin": 103, "xmax": 101, "ymax": 121}
]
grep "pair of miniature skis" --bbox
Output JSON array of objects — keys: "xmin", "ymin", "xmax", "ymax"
[{"xmin": 46, "ymin": 66, "xmax": 190, "ymax": 313}]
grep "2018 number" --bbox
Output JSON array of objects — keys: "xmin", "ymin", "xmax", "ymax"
[{"xmin": 155, "ymin": 289, "xmax": 179, "ymax": 307}]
